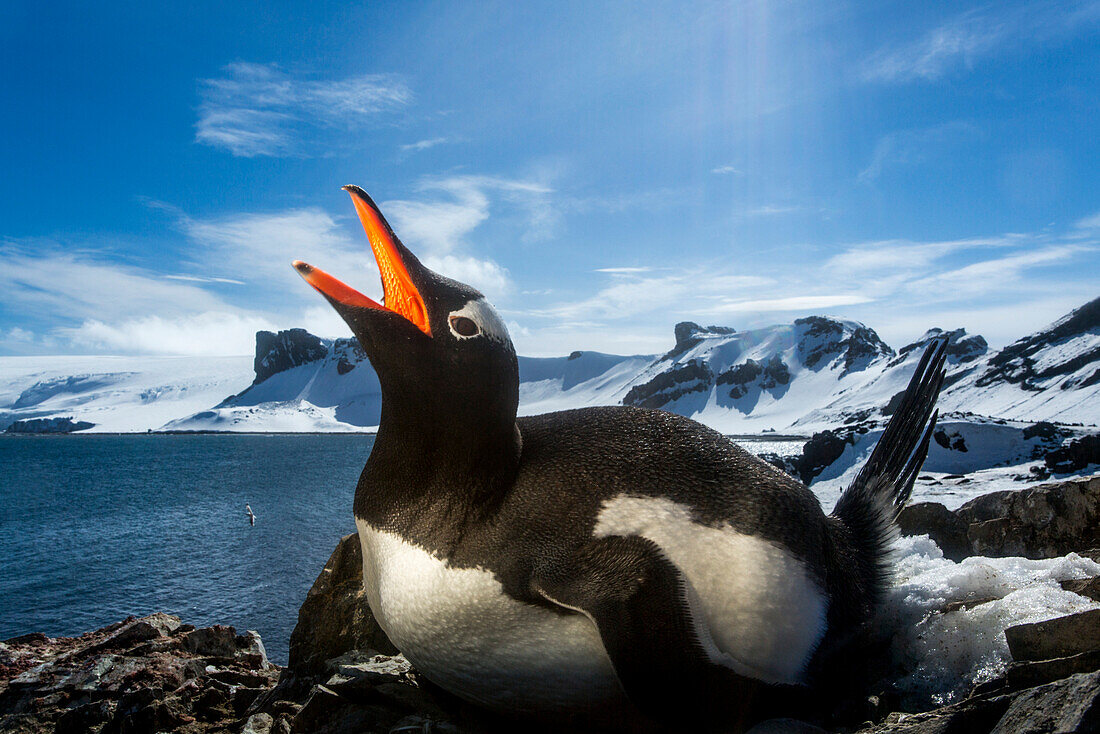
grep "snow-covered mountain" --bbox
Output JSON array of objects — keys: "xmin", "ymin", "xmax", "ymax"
[
  {"xmin": 0, "ymin": 355, "xmax": 252, "ymax": 433},
  {"xmin": 798, "ymin": 297, "xmax": 1100, "ymax": 430},
  {"xmin": 1, "ymin": 297, "xmax": 1097, "ymax": 434}
]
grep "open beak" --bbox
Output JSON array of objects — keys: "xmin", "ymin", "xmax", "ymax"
[{"xmin": 293, "ymin": 186, "xmax": 431, "ymax": 336}]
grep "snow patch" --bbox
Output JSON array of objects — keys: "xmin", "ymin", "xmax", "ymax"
[{"xmin": 882, "ymin": 535, "xmax": 1100, "ymax": 708}]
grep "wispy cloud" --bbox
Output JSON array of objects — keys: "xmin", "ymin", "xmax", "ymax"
[
  {"xmin": 0, "ymin": 244, "xmax": 231, "ymax": 321},
  {"xmin": 594, "ymin": 267, "xmax": 654, "ymax": 274},
  {"xmin": 824, "ymin": 236, "xmax": 1014, "ymax": 278},
  {"xmin": 511, "ymin": 223, "xmax": 1098, "ymax": 354},
  {"xmin": 905, "ymin": 244, "xmax": 1090, "ymax": 300},
  {"xmin": 526, "ymin": 271, "xmax": 776, "ymax": 322},
  {"xmin": 711, "ymin": 165, "xmax": 743, "ymax": 175},
  {"xmin": 379, "ymin": 175, "xmax": 557, "ymax": 297},
  {"xmin": 196, "ymin": 62, "xmax": 412, "ymax": 157},
  {"xmin": 0, "ymin": 242, "xmax": 278, "ymax": 355},
  {"xmin": 733, "ymin": 204, "xmax": 806, "ymax": 219},
  {"xmin": 61, "ymin": 312, "xmax": 277, "ymax": 356},
  {"xmin": 860, "ymin": 2, "xmax": 1100, "ymax": 84},
  {"xmin": 859, "ymin": 121, "xmax": 980, "ymax": 181},
  {"xmin": 164, "ymin": 274, "xmax": 246, "ymax": 285},
  {"xmin": 1075, "ymin": 210, "xmax": 1100, "ymax": 229},
  {"xmin": 710, "ymin": 295, "xmax": 874, "ymax": 313},
  {"xmin": 399, "ymin": 137, "xmax": 453, "ymax": 154}
]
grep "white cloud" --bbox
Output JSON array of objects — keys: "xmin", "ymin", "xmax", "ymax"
[
  {"xmin": 421, "ymin": 255, "xmax": 511, "ymax": 300},
  {"xmin": 864, "ymin": 294, "xmax": 1100, "ymax": 350},
  {"xmin": 861, "ymin": 3, "xmax": 1100, "ymax": 84},
  {"xmin": 399, "ymin": 137, "xmax": 453, "ymax": 153},
  {"xmin": 382, "ymin": 184, "xmax": 490, "ymax": 255},
  {"xmin": 385, "ymin": 175, "xmax": 555, "ymax": 251},
  {"xmin": 0, "ymin": 245, "xmax": 232, "ymax": 322},
  {"xmin": 182, "ymin": 207, "xmax": 384, "ymax": 303},
  {"xmin": 164, "ymin": 274, "xmax": 246, "ymax": 285},
  {"xmin": 859, "ymin": 122, "xmax": 980, "ymax": 181},
  {"xmin": 905, "ymin": 245, "xmax": 1090, "ymax": 300},
  {"xmin": 594, "ymin": 267, "xmax": 654, "ymax": 274},
  {"xmin": 61, "ymin": 312, "xmax": 277, "ymax": 356},
  {"xmin": 374, "ymin": 174, "xmax": 555, "ymax": 297},
  {"xmin": 711, "ymin": 165, "xmax": 743, "ymax": 175},
  {"xmin": 710, "ymin": 295, "xmax": 874, "ymax": 313},
  {"xmin": 196, "ymin": 62, "xmax": 411, "ymax": 156},
  {"xmin": 1075, "ymin": 210, "xmax": 1100, "ymax": 229},
  {"xmin": 733, "ymin": 204, "xmax": 805, "ymax": 219},
  {"xmin": 297, "ymin": 305, "xmax": 354, "ymax": 340},
  {"xmin": 824, "ymin": 237, "xmax": 1014, "ymax": 281},
  {"xmin": 516, "ymin": 223, "xmax": 1097, "ymax": 353},
  {"xmin": 528, "ymin": 271, "xmax": 775, "ymax": 322}
]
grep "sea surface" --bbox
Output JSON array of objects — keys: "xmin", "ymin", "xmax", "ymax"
[{"xmin": 0, "ymin": 434, "xmax": 370, "ymax": 664}]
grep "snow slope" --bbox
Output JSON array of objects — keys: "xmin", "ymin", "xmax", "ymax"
[
  {"xmin": 1, "ymin": 296, "xmax": 1096, "ymax": 433},
  {"xmin": 0, "ymin": 356, "xmax": 252, "ymax": 433}
]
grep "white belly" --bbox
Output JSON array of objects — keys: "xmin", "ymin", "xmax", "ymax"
[
  {"xmin": 594, "ymin": 495, "xmax": 828, "ymax": 685},
  {"xmin": 356, "ymin": 520, "xmax": 622, "ymax": 713}
]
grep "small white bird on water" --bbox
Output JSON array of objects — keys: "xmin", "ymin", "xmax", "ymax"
[{"xmin": 245, "ymin": 504, "xmax": 256, "ymax": 527}]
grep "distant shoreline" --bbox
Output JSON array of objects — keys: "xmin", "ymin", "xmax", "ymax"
[{"xmin": 0, "ymin": 430, "xmax": 809, "ymax": 440}]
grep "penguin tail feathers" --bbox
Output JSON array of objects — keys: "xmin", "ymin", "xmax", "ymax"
[{"xmin": 830, "ymin": 337, "xmax": 947, "ymax": 608}]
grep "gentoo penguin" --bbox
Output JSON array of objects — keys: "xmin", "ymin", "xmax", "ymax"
[{"xmin": 293, "ymin": 185, "xmax": 946, "ymax": 731}]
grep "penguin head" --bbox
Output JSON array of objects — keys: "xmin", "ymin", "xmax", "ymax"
[{"xmin": 293, "ymin": 186, "xmax": 519, "ymax": 429}]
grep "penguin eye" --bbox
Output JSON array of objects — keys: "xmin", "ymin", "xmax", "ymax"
[{"xmin": 450, "ymin": 315, "xmax": 480, "ymax": 337}]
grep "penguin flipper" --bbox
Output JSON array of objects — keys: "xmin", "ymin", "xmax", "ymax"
[{"xmin": 533, "ymin": 535, "xmax": 797, "ymax": 728}]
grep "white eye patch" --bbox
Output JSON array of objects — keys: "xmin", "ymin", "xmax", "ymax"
[{"xmin": 447, "ymin": 297, "xmax": 511, "ymax": 343}]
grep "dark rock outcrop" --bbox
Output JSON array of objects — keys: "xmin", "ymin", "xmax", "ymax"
[
  {"xmin": 795, "ymin": 316, "xmax": 893, "ymax": 375},
  {"xmin": 288, "ymin": 534, "xmax": 396, "ymax": 676},
  {"xmin": 4, "ymin": 416, "xmax": 95, "ymax": 434},
  {"xmin": 253, "ymin": 329, "xmax": 329, "ymax": 385},
  {"xmin": 796, "ymin": 430, "xmax": 851, "ymax": 485},
  {"xmin": 0, "ymin": 613, "xmax": 277, "ymax": 733},
  {"xmin": 896, "ymin": 502, "xmax": 972, "ymax": 562},
  {"xmin": 716, "ymin": 356, "xmax": 792, "ymax": 399},
  {"xmin": 990, "ymin": 671, "xmax": 1100, "ymax": 734},
  {"xmin": 661, "ymin": 322, "xmax": 736, "ymax": 361},
  {"xmin": 975, "ymin": 296, "xmax": 1100, "ymax": 391},
  {"xmin": 1045, "ymin": 435, "xmax": 1100, "ymax": 474},
  {"xmin": 933, "ymin": 428, "xmax": 968, "ymax": 453},
  {"xmin": 1061, "ymin": 576, "xmax": 1100, "ymax": 602},
  {"xmin": 958, "ymin": 476, "xmax": 1100, "ymax": 559},
  {"xmin": 897, "ymin": 475, "xmax": 1100, "ymax": 560},
  {"xmin": 1005, "ymin": 610, "xmax": 1100, "ymax": 663},
  {"xmin": 622, "ymin": 360, "xmax": 713, "ymax": 409},
  {"xmin": 896, "ymin": 327, "xmax": 989, "ymax": 366}
]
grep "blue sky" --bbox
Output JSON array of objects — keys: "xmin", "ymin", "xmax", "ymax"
[{"xmin": 2, "ymin": 0, "xmax": 1098, "ymax": 357}]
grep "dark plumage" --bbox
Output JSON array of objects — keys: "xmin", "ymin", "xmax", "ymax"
[{"xmin": 294, "ymin": 186, "xmax": 947, "ymax": 732}]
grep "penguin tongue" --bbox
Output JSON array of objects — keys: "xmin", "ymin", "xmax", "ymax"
[{"xmin": 291, "ymin": 188, "xmax": 432, "ymax": 336}]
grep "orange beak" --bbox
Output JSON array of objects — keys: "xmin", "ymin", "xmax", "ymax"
[{"xmin": 293, "ymin": 186, "xmax": 431, "ymax": 336}]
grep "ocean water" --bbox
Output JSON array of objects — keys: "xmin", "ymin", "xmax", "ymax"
[{"xmin": 0, "ymin": 434, "xmax": 370, "ymax": 664}]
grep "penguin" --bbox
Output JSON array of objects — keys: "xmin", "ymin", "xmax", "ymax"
[{"xmin": 292, "ymin": 185, "xmax": 947, "ymax": 731}]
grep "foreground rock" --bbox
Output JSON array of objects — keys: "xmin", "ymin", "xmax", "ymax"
[
  {"xmin": 0, "ymin": 613, "xmax": 277, "ymax": 733},
  {"xmin": 898, "ymin": 475, "xmax": 1100, "ymax": 561}
]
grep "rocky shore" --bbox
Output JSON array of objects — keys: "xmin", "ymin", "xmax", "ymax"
[{"xmin": 3, "ymin": 476, "xmax": 1099, "ymax": 733}]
